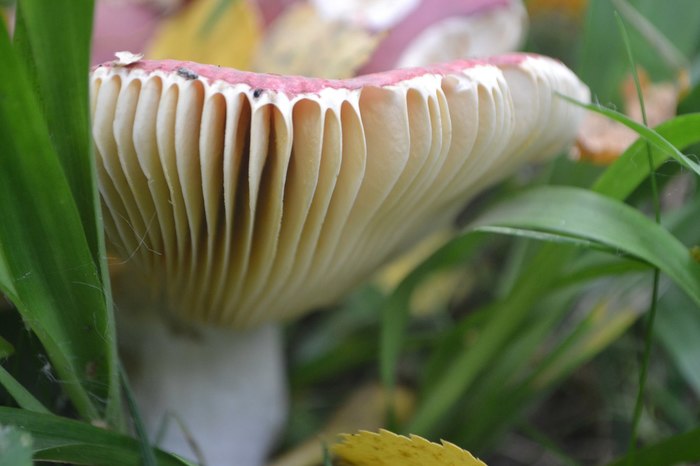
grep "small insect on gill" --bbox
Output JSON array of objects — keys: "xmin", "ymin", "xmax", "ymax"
[
  {"xmin": 253, "ymin": 88, "xmax": 264, "ymax": 98},
  {"xmin": 177, "ymin": 67, "xmax": 199, "ymax": 80}
]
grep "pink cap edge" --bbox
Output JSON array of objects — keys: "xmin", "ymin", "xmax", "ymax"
[{"xmin": 94, "ymin": 53, "xmax": 538, "ymax": 96}]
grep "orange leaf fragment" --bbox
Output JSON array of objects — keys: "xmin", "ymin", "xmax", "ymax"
[{"xmin": 573, "ymin": 69, "xmax": 684, "ymax": 165}]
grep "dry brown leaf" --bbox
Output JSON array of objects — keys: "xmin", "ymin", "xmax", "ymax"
[
  {"xmin": 573, "ymin": 69, "xmax": 684, "ymax": 165},
  {"xmin": 269, "ymin": 385, "xmax": 415, "ymax": 466},
  {"xmin": 147, "ymin": 0, "xmax": 262, "ymax": 69},
  {"xmin": 332, "ymin": 430, "xmax": 487, "ymax": 466},
  {"xmin": 251, "ymin": 2, "xmax": 385, "ymax": 78}
]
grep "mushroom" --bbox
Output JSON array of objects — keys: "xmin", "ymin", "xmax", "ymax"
[
  {"xmin": 91, "ymin": 53, "xmax": 589, "ymax": 465},
  {"xmin": 256, "ymin": 0, "xmax": 527, "ymax": 76}
]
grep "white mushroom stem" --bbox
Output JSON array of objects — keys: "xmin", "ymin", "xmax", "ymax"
[{"xmin": 118, "ymin": 312, "xmax": 288, "ymax": 466}]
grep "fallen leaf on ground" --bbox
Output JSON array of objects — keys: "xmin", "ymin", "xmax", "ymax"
[
  {"xmin": 147, "ymin": 0, "xmax": 262, "ymax": 69},
  {"xmin": 332, "ymin": 430, "xmax": 487, "ymax": 466}
]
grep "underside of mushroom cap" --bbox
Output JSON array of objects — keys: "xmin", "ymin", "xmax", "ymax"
[{"xmin": 91, "ymin": 53, "xmax": 589, "ymax": 328}]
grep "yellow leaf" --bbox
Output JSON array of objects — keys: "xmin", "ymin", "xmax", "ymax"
[
  {"xmin": 147, "ymin": 0, "xmax": 262, "ymax": 69},
  {"xmin": 251, "ymin": 3, "xmax": 384, "ymax": 78},
  {"xmin": 332, "ymin": 430, "xmax": 487, "ymax": 466}
]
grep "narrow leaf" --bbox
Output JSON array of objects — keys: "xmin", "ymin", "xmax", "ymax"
[
  {"xmin": 561, "ymin": 96, "xmax": 700, "ymax": 177},
  {"xmin": 12, "ymin": 0, "xmax": 121, "ymax": 425},
  {"xmin": 0, "ymin": 336, "xmax": 13, "ymax": 359},
  {"xmin": 0, "ymin": 18, "xmax": 109, "ymax": 421},
  {"xmin": 471, "ymin": 186, "xmax": 700, "ymax": 306},
  {"xmin": 593, "ymin": 114, "xmax": 700, "ymax": 199},
  {"xmin": 0, "ymin": 365, "xmax": 50, "ymax": 414},
  {"xmin": 13, "ymin": 0, "xmax": 100, "ymax": 267},
  {"xmin": 0, "ymin": 408, "xmax": 196, "ymax": 466}
]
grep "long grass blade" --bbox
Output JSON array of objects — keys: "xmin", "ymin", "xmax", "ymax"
[
  {"xmin": 0, "ymin": 365, "xmax": 50, "ymax": 414},
  {"xmin": 12, "ymin": 0, "xmax": 121, "ymax": 425},
  {"xmin": 592, "ymin": 114, "xmax": 700, "ymax": 199},
  {"xmin": 471, "ymin": 186, "xmax": 700, "ymax": 306},
  {"xmin": 559, "ymin": 95, "xmax": 700, "ymax": 177},
  {"xmin": 0, "ymin": 16, "xmax": 106, "ymax": 422},
  {"xmin": 0, "ymin": 407, "xmax": 196, "ymax": 466},
  {"xmin": 615, "ymin": 13, "xmax": 662, "ymax": 461}
]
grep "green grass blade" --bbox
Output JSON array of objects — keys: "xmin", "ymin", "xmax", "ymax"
[
  {"xmin": 615, "ymin": 12, "xmax": 662, "ymax": 462},
  {"xmin": 0, "ymin": 426, "xmax": 33, "ymax": 466},
  {"xmin": 0, "ymin": 336, "xmax": 13, "ymax": 359},
  {"xmin": 120, "ymin": 364, "xmax": 158, "ymax": 466},
  {"xmin": 0, "ymin": 20, "xmax": 112, "ymax": 422},
  {"xmin": 0, "ymin": 365, "xmax": 50, "ymax": 414},
  {"xmin": 33, "ymin": 445, "xmax": 196, "ymax": 466},
  {"xmin": 11, "ymin": 0, "xmax": 121, "ymax": 426},
  {"xmin": 592, "ymin": 114, "xmax": 700, "ymax": 199},
  {"xmin": 12, "ymin": 0, "xmax": 100, "ymax": 267},
  {"xmin": 0, "ymin": 408, "xmax": 196, "ymax": 466},
  {"xmin": 471, "ymin": 186, "xmax": 700, "ymax": 306},
  {"xmin": 560, "ymin": 96, "xmax": 700, "ymax": 177},
  {"xmin": 605, "ymin": 427, "xmax": 700, "ymax": 466}
]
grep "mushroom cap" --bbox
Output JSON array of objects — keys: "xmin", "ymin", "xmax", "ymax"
[
  {"xmin": 357, "ymin": 0, "xmax": 528, "ymax": 73},
  {"xmin": 91, "ymin": 53, "xmax": 589, "ymax": 328}
]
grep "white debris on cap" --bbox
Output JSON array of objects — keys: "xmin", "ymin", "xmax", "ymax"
[
  {"xmin": 113, "ymin": 51, "xmax": 144, "ymax": 66},
  {"xmin": 90, "ymin": 54, "xmax": 589, "ymax": 328}
]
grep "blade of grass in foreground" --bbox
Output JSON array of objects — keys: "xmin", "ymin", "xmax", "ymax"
[
  {"xmin": 560, "ymin": 95, "xmax": 700, "ymax": 177},
  {"xmin": 13, "ymin": 0, "xmax": 100, "ymax": 267},
  {"xmin": 0, "ymin": 407, "xmax": 196, "ymax": 466},
  {"xmin": 0, "ymin": 365, "xmax": 50, "ymax": 414},
  {"xmin": 471, "ymin": 186, "xmax": 700, "ymax": 306},
  {"xmin": 0, "ymin": 19, "xmax": 111, "ymax": 422},
  {"xmin": 11, "ymin": 0, "xmax": 121, "ymax": 425},
  {"xmin": 592, "ymin": 113, "xmax": 700, "ymax": 199},
  {"xmin": 616, "ymin": 14, "xmax": 661, "ymax": 464}
]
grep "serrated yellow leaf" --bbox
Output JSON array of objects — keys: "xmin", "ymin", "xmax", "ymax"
[
  {"xmin": 332, "ymin": 430, "xmax": 487, "ymax": 466},
  {"xmin": 251, "ymin": 3, "xmax": 384, "ymax": 78},
  {"xmin": 147, "ymin": 0, "xmax": 261, "ymax": 69}
]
